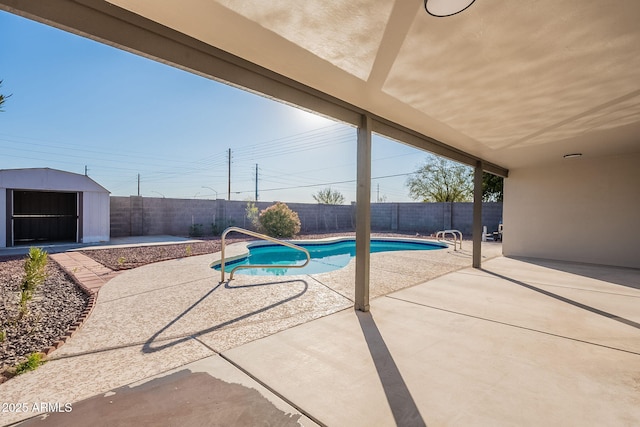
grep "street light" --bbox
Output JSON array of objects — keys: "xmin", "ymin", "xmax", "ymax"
[
  {"xmin": 150, "ymin": 191, "xmax": 165, "ymax": 198},
  {"xmin": 201, "ymin": 186, "xmax": 218, "ymax": 199}
]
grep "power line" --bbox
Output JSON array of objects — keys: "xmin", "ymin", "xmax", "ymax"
[{"xmin": 233, "ymin": 171, "xmax": 416, "ymax": 195}]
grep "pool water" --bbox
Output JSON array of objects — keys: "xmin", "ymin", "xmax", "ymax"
[{"xmin": 213, "ymin": 238, "xmax": 446, "ymax": 276}]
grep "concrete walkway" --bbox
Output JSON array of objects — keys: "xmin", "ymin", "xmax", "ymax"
[{"xmin": 2, "ymin": 245, "xmax": 639, "ymax": 426}]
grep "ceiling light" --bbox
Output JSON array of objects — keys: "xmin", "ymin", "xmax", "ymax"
[
  {"xmin": 563, "ymin": 153, "xmax": 583, "ymax": 159},
  {"xmin": 425, "ymin": 0, "xmax": 476, "ymax": 17}
]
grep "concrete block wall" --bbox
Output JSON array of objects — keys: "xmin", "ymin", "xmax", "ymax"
[
  {"xmin": 110, "ymin": 196, "xmax": 502, "ymax": 238},
  {"xmin": 452, "ymin": 203, "xmax": 473, "ymax": 235},
  {"xmin": 110, "ymin": 196, "xmax": 134, "ymax": 237},
  {"xmin": 450, "ymin": 202, "xmax": 503, "ymax": 236},
  {"xmin": 397, "ymin": 203, "xmax": 447, "ymax": 233},
  {"xmin": 286, "ymin": 202, "xmax": 354, "ymax": 232},
  {"xmin": 372, "ymin": 202, "xmax": 502, "ymax": 236}
]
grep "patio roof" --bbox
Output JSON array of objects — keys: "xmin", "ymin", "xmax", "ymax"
[{"xmin": 3, "ymin": 1, "xmax": 639, "ymax": 173}]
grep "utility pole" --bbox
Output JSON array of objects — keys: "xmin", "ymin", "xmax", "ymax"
[
  {"xmin": 137, "ymin": 173, "xmax": 141, "ymax": 196},
  {"xmin": 227, "ymin": 148, "xmax": 231, "ymax": 200},
  {"xmin": 377, "ymin": 183, "xmax": 380, "ymax": 202},
  {"xmin": 84, "ymin": 165, "xmax": 88, "ymax": 176},
  {"xmin": 255, "ymin": 163, "xmax": 259, "ymax": 201}
]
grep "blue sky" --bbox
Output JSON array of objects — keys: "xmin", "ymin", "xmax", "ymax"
[{"xmin": 0, "ymin": 11, "xmax": 427, "ymax": 203}]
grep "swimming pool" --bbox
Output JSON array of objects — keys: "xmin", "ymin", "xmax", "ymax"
[{"xmin": 212, "ymin": 238, "xmax": 447, "ymax": 276}]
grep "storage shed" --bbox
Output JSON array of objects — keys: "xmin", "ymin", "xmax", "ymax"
[{"xmin": 0, "ymin": 168, "xmax": 110, "ymax": 247}]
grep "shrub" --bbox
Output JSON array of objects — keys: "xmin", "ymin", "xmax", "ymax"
[
  {"xmin": 189, "ymin": 223, "xmax": 203, "ymax": 237},
  {"xmin": 211, "ymin": 219, "xmax": 236, "ymax": 236},
  {"xmin": 15, "ymin": 353, "xmax": 45, "ymax": 375},
  {"xmin": 245, "ymin": 201, "xmax": 260, "ymax": 230},
  {"xmin": 20, "ymin": 247, "xmax": 48, "ymax": 315},
  {"xmin": 258, "ymin": 202, "xmax": 301, "ymax": 238}
]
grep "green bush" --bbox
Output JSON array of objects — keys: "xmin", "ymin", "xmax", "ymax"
[
  {"xmin": 245, "ymin": 201, "xmax": 260, "ymax": 231},
  {"xmin": 258, "ymin": 202, "xmax": 301, "ymax": 238},
  {"xmin": 20, "ymin": 247, "xmax": 48, "ymax": 315},
  {"xmin": 211, "ymin": 219, "xmax": 236, "ymax": 236},
  {"xmin": 15, "ymin": 352, "xmax": 45, "ymax": 375},
  {"xmin": 189, "ymin": 223, "xmax": 203, "ymax": 237}
]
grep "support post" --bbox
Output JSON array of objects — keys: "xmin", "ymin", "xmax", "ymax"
[
  {"xmin": 355, "ymin": 114, "xmax": 372, "ymax": 312},
  {"xmin": 473, "ymin": 161, "xmax": 483, "ymax": 268}
]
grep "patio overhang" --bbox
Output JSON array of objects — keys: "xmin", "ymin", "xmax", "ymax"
[{"xmin": 0, "ymin": 0, "xmax": 508, "ymax": 176}]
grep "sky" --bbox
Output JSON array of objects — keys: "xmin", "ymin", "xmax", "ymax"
[{"xmin": 0, "ymin": 11, "xmax": 432, "ymax": 204}]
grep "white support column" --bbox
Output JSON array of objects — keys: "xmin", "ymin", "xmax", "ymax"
[
  {"xmin": 473, "ymin": 161, "xmax": 483, "ymax": 268},
  {"xmin": 355, "ymin": 114, "xmax": 372, "ymax": 312}
]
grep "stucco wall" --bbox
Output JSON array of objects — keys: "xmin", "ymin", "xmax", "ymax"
[{"xmin": 503, "ymin": 153, "xmax": 640, "ymax": 268}]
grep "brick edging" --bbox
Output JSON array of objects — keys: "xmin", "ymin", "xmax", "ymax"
[
  {"xmin": 0, "ymin": 260, "xmax": 108, "ymax": 383},
  {"xmin": 41, "ymin": 260, "xmax": 103, "ymax": 357}
]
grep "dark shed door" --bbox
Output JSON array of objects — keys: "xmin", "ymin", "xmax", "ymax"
[{"xmin": 12, "ymin": 191, "xmax": 78, "ymax": 245}]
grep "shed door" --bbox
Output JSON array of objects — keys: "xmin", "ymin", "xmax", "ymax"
[{"xmin": 12, "ymin": 191, "xmax": 78, "ymax": 245}]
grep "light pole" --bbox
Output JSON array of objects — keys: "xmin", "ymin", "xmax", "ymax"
[
  {"xmin": 201, "ymin": 186, "xmax": 218, "ymax": 199},
  {"xmin": 150, "ymin": 191, "xmax": 165, "ymax": 198}
]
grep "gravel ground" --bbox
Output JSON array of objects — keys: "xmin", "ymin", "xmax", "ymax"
[
  {"xmin": 78, "ymin": 238, "xmax": 247, "ymax": 271},
  {"xmin": 0, "ymin": 255, "xmax": 89, "ymax": 372}
]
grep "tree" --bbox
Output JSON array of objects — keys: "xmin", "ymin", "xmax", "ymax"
[
  {"xmin": 482, "ymin": 173, "xmax": 504, "ymax": 202},
  {"xmin": 406, "ymin": 155, "xmax": 473, "ymax": 202},
  {"xmin": 313, "ymin": 187, "xmax": 345, "ymax": 205},
  {"xmin": 0, "ymin": 80, "xmax": 11, "ymax": 112}
]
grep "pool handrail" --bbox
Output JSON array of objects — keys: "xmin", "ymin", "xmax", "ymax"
[
  {"xmin": 219, "ymin": 226, "xmax": 311, "ymax": 282},
  {"xmin": 435, "ymin": 229, "xmax": 462, "ymax": 251}
]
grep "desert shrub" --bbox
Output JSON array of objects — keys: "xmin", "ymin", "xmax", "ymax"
[
  {"xmin": 20, "ymin": 247, "xmax": 48, "ymax": 315},
  {"xmin": 15, "ymin": 352, "xmax": 45, "ymax": 375},
  {"xmin": 189, "ymin": 223, "xmax": 203, "ymax": 237},
  {"xmin": 258, "ymin": 202, "xmax": 301, "ymax": 238},
  {"xmin": 211, "ymin": 219, "xmax": 236, "ymax": 236},
  {"xmin": 245, "ymin": 201, "xmax": 260, "ymax": 231}
]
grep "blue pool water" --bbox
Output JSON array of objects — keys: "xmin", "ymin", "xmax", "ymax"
[{"xmin": 212, "ymin": 238, "xmax": 446, "ymax": 276}]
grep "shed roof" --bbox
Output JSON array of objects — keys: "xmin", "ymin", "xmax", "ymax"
[{"xmin": 0, "ymin": 168, "xmax": 110, "ymax": 193}]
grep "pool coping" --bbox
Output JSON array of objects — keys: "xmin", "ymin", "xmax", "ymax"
[{"xmin": 209, "ymin": 235, "xmax": 452, "ymax": 271}]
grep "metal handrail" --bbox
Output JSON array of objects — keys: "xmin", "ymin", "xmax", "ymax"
[
  {"xmin": 436, "ymin": 229, "xmax": 463, "ymax": 251},
  {"xmin": 219, "ymin": 226, "xmax": 311, "ymax": 281}
]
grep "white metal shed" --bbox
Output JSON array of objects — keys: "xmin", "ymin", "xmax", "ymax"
[{"xmin": 0, "ymin": 168, "xmax": 110, "ymax": 247}]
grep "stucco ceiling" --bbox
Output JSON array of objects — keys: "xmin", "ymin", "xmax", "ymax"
[{"xmin": 5, "ymin": 0, "xmax": 640, "ymax": 170}]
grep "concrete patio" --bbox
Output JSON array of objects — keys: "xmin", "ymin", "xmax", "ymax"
[{"xmin": 1, "ymin": 242, "xmax": 639, "ymax": 426}]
